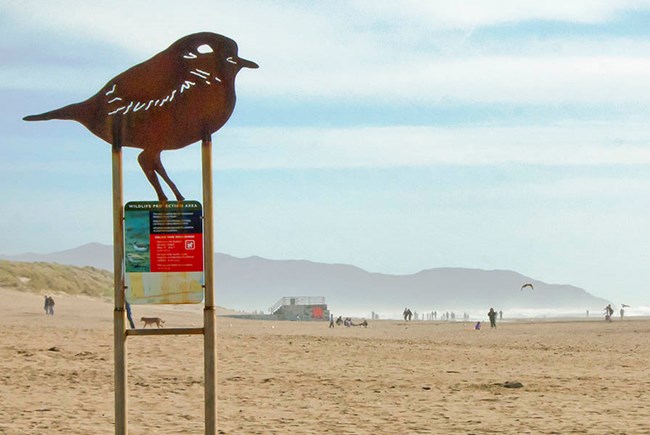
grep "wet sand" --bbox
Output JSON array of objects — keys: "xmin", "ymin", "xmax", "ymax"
[{"xmin": 1, "ymin": 287, "xmax": 648, "ymax": 434}]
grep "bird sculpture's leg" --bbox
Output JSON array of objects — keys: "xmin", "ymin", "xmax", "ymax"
[
  {"xmin": 137, "ymin": 151, "xmax": 168, "ymax": 202},
  {"xmin": 153, "ymin": 153, "xmax": 185, "ymax": 201}
]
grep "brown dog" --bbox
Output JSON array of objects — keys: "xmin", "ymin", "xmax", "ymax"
[{"xmin": 141, "ymin": 317, "xmax": 165, "ymax": 328}]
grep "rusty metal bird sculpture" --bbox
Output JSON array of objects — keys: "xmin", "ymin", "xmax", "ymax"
[
  {"xmin": 24, "ymin": 32, "xmax": 258, "ymax": 201},
  {"xmin": 520, "ymin": 283, "xmax": 534, "ymax": 291}
]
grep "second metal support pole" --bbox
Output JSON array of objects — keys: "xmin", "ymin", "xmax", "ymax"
[
  {"xmin": 202, "ymin": 135, "xmax": 217, "ymax": 435},
  {"xmin": 112, "ymin": 141, "xmax": 127, "ymax": 435}
]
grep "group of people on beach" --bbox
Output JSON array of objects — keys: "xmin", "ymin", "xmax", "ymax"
[
  {"xmin": 604, "ymin": 304, "xmax": 627, "ymax": 322},
  {"xmin": 329, "ymin": 315, "xmax": 368, "ymax": 328},
  {"xmin": 474, "ymin": 307, "xmax": 502, "ymax": 330},
  {"xmin": 405, "ymin": 308, "xmax": 503, "ymax": 323},
  {"xmin": 331, "ymin": 304, "xmax": 628, "ymax": 327},
  {"xmin": 43, "ymin": 295, "xmax": 55, "ymax": 315}
]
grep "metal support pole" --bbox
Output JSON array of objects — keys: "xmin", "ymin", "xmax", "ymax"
[
  {"xmin": 202, "ymin": 134, "xmax": 217, "ymax": 434},
  {"xmin": 112, "ymin": 139, "xmax": 127, "ymax": 435}
]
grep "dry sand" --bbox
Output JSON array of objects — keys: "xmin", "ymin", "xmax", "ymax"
[{"xmin": 1, "ymin": 287, "xmax": 649, "ymax": 434}]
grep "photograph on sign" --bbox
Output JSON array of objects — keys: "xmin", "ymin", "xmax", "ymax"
[
  {"xmin": 125, "ymin": 209, "xmax": 151, "ymax": 272},
  {"xmin": 124, "ymin": 201, "xmax": 204, "ymax": 304}
]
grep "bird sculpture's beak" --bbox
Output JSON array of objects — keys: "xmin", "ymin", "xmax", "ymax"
[{"xmin": 238, "ymin": 57, "xmax": 259, "ymax": 69}]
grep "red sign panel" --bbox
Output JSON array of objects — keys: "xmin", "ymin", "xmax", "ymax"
[{"xmin": 150, "ymin": 233, "xmax": 203, "ymax": 272}]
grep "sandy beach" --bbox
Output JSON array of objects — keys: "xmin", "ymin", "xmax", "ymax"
[{"xmin": 1, "ymin": 288, "xmax": 649, "ymax": 434}]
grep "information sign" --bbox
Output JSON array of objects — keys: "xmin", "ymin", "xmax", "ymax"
[{"xmin": 124, "ymin": 201, "xmax": 204, "ymax": 304}]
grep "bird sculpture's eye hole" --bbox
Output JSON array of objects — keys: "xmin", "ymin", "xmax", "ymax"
[
  {"xmin": 197, "ymin": 44, "xmax": 213, "ymax": 54},
  {"xmin": 226, "ymin": 56, "xmax": 237, "ymax": 64}
]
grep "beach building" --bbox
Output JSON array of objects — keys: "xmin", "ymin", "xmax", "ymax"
[{"xmin": 269, "ymin": 296, "xmax": 329, "ymax": 321}]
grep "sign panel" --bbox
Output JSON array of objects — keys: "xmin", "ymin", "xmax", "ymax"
[{"xmin": 124, "ymin": 201, "xmax": 204, "ymax": 304}]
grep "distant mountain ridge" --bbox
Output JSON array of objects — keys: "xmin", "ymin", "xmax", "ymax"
[
  {"xmin": 2, "ymin": 243, "xmax": 114, "ymax": 271},
  {"xmin": 0, "ymin": 243, "xmax": 609, "ymax": 314}
]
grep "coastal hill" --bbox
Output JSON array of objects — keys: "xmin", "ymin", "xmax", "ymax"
[{"xmin": 1, "ymin": 243, "xmax": 609, "ymax": 315}]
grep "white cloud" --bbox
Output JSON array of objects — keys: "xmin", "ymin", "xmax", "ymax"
[
  {"xmin": 209, "ymin": 124, "xmax": 650, "ymax": 170},
  {"xmin": 528, "ymin": 177, "xmax": 650, "ymax": 198},
  {"xmin": 238, "ymin": 54, "xmax": 650, "ymax": 105},
  {"xmin": 1, "ymin": 1, "xmax": 327, "ymax": 57},
  {"xmin": 353, "ymin": 0, "xmax": 650, "ymax": 28},
  {"xmin": 53, "ymin": 122, "xmax": 647, "ymax": 173},
  {"xmin": 5, "ymin": 1, "xmax": 650, "ymax": 107},
  {"xmin": 7, "ymin": 53, "xmax": 650, "ymax": 107},
  {"xmin": 8, "ymin": 0, "xmax": 650, "ymax": 52}
]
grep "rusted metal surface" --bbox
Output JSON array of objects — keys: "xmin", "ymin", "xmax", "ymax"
[{"xmin": 24, "ymin": 32, "xmax": 258, "ymax": 201}]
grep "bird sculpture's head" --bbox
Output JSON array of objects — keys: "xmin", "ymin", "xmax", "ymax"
[{"xmin": 172, "ymin": 32, "xmax": 259, "ymax": 79}]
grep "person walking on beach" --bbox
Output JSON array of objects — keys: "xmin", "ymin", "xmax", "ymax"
[
  {"xmin": 44, "ymin": 295, "xmax": 50, "ymax": 314},
  {"xmin": 329, "ymin": 313, "xmax": 335, "ymax": 328},
  {"xmin": 46, "ymin": 296, "xmax": 55, "ymax": 315},
  {"xmin": 605, "ymin": 304, "xmax": 614, "ymax": 322},
  {"xmin": 620, "ymin": 307, "xmax": 625, "ymax": 320},
  {"xmin": 125, "ymin": 300, "xmax": 135, "ymax": 329},
  {"xmin": 488, "ymin": 308, "xmax": 497, "ymax": 328},
  {"xmin": 499, "ymin": 310, "xmax": 503, "ymax": 320}
]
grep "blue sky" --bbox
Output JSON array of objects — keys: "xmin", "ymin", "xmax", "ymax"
[{"xmin": 2, "ymin": 1, "xmax": 650, "ymax": 306}]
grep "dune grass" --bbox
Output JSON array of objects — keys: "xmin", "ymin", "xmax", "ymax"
[{"xmin": 0, "ymin": 260, "xmax": 113, "ymax": 298}]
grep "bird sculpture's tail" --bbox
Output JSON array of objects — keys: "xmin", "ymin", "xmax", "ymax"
[{"xmin": 23, "ymin": 103, "xmax": 83, "ymax": 122}]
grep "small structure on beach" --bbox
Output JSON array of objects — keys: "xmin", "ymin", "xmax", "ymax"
[{"xmin": 269, "ymin": 296, "xmax": 329, "ymax": 321}]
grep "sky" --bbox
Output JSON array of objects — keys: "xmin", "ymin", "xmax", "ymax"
[{"xmin": 2, "ymin": 1, "xmax": 650, "ymax": 306}]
